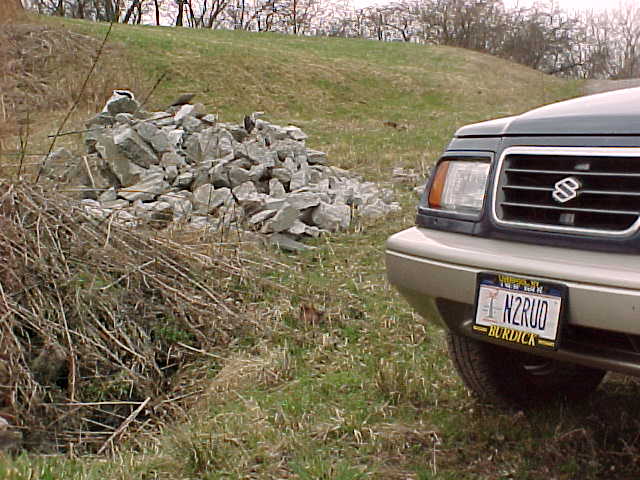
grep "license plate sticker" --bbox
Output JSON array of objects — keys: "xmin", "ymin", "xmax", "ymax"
[{"xmin": 473, "ymin": 272, "xmax": 567, "ymax": 350}]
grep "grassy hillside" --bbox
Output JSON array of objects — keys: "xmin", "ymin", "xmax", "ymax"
[
  {"xmin": 11, "ymin": 15, "xmax": 575, "ymax": 182},
  {"xmin": 5, "ymin": 15, "xmax": 640, "ymax": 480}
]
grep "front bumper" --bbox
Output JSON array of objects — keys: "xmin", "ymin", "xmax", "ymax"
[{"xmin": 386, "ymin": 227, "xmax": 640, "ymax": 375}]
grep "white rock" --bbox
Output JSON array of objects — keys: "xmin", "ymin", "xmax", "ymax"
[
  {"xmin": 173, "ymin": 171, "xmax": 194, "ymax": 188},
  {"xmin": 175, "ymin": 104, "xmax": 196, "ymax": 123},
  {"xmin": 269, "ymin": 178, "xmax": 287, "ymax": 198},
  {"xmin": 311, "ymin": 202, "xmax": 351, "ymax": 232},
  {"xmin": 285, "ymin": 126, "xmax": 308, "ymax": 141},
  {"xmin": 289, "ymin": 169, "xmax": 309, "ymax": 191},
  {"xmin": 249, "ymin": 209, "xmax": 277, "ymax": 225},
  {"xmin": 165, "ymin": 165, "xmax": 178, "ymax": 183},
  {"xmin": 306, "ymin": 149, "xmax": 327, "ymax": 165},
  {"xmin": 118, "ymin": 172, "xmax": 168, "ymax": 202},
  {"xmin": 285, "ymin": 192, "xmax": 321, "ymax": 210},
  {"xmin": 98, "ymin": 187, "xmax": 118, "ymax": 203},
  {"xmin": 287, "ymin": 220, "xmax": 308, "ymax": 236},
  {"xmin": 102, "ymin": 199, "xmax": 130, "ymax": 209},
  {"xmin": 232, "ymin": 182, "xmax": 258, "ymax": 203},
  {"xmin": 261, "ymin": 205, "xmax": 300, "ymax": 233},
  {"xmin": 193, "ymin": 185, "xmax": 233, "ymax": 213}
]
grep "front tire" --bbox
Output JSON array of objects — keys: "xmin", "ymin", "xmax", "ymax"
[{"xmin": 447, "ymin": 332, "xmax": 606, "ymax": 406}]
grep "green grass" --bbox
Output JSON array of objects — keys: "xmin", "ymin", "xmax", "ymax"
[{"xmin": 6, "ymin": 14, "xmax": 639, "ymax": 480}]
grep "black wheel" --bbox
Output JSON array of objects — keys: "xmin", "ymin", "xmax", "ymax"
[{"xmin": 446, "ymin": 332, "xmax": 606, "ymax": 406}]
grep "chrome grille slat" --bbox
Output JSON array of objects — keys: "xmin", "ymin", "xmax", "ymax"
[
  {"xmin": 505, "ymin": 168, "xmax": 640, "ymax": 178},
  {"xmin": 501, "ymin": 202, "xmax": 639, "ymax": 216},
  {"xmin": 503, "ymin": 185, "xmax": 640, "ymax": 197},
  {"xmin": 492, "ymin": 147, "xmax": 640, "ymax": 236}
]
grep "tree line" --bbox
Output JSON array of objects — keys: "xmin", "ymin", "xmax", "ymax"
[{"xmin": 21, "ymin": 0, "xmax": 640, "ymax": 79}]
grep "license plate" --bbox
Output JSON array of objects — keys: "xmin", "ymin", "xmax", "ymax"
[{"xmin": 473, "ymin": 272, "xmax": 567, "ymax": 350}]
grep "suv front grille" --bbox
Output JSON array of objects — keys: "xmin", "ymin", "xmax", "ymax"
[{"xmin": 493, "ymin": 147, "xmax": 640, "ymax": 236}]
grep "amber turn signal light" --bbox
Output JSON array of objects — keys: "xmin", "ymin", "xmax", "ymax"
[{"xmin": 428, "ymin": 161, "xmax": 450, "ymax": 208}]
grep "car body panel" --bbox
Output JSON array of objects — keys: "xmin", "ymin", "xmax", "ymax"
[{"xmin": 456, "ymin": 87, "xmax": 640, "ymax": 137}]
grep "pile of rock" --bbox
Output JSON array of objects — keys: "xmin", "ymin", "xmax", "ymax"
[{"xmin": 43, "ymin": 91, "xmax": 401, "ymax": 247}]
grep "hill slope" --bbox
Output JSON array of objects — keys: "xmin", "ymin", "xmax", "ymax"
[{"xmin": 5, "ymin": 15, "xmax": 576, "ymax": 181}]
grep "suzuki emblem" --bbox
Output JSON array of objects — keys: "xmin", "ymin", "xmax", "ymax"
[{"xmin": 552, "ymin": 176, "xmax": 582, "ymax": 204}]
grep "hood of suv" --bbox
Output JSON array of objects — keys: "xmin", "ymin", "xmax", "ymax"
[{"xmin": 456, "ymin": 87, "xmax": 640, "ymax": 137}]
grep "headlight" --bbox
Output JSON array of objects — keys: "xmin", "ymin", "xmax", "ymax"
[{"xmin": 427, "ymin": 160, "xmax": 490, "ymax": 214}]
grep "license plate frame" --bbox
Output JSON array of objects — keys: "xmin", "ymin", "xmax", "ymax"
[{"xmin": 472, "ymin": 272, "xmax": 567, "ymax": 351}]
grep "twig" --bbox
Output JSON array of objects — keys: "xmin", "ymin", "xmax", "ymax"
[
  {"xmin": 176, "ymin": 342, "xmax": 225, "ymax": 360},
  {"xmin": 17, "ymin": 112, "xmax": 29, "ymax": 179},
  {"xmin": 36, "ymin": 22, "xmax": 114, "ymax": 183},
  {"xmin": 97, "ymin": 397, "xmax": 150, "ymax": 455},
  {"xmin": 46, "ymin": 126, "xmax": 105, "ymax": 138}
]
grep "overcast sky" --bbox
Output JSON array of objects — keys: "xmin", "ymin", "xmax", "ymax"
[{"xmin": 351, "ymin": 0, "xmax": 612, "ymax": 11}]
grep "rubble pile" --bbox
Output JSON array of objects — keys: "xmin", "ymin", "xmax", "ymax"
[{"xmin": 43, "ymin": 91, "xmax": 401, "ymax": 247}]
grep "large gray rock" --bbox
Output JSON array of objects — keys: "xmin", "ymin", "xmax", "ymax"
[
  {"xmin": 118, "ymin": 172, "xmax": 168, "ymax": 202},
  {"xmin": 246, "ymin": 141, "xmax": 277, "ymax": 166},
  {"xmin": 113, "ymin": 127, "xmax": 158, "ymax": 168},
  {"xmin": 101, "ymin": 199, "xmax": 130, "ymax": 209},
  {"xmin": 95, "ymin": 133, "xmax": 139, "ymax": 186},
  {"xmin": 159, "ymin": 192, "xmax": 193, "ymax": 220},
  {"xmin": 311, "ymin": 202, "xmax": 351, "ymax": 232},
  {"xmin": 261, "ymin": 205, "xmax": 300, "ymax": 233},
  {"xmin": 217, "ymin": 131, "xmax": 234, "ymax": 158},
  {"xmin": 306, "ymin": 149, "xmax": 327, "ymax": 165},
  {"xmin": 173, "ymin": 171, "xmax": 195, "ymax": 188},
  {"xmin": 360, "ymin": 199, "xmax": 401, "ymax": 219},
  {"xmin": 210, "ymin": 163, "xmax": 231, "ymax": 188},
  {"xmin": 285, "ymin": 192, "xmax": 321, "ymax": 210},
  {"xmin": 285, "ymin": 126, "xmax": 308, "ymax": 141},
  {"xmin": 161, "ymin": 152, "xmax": 186, "ymax": 168},
  {"xmin": 228, "ymin": 167, "xmax": 251, "ymax": 187},
  {"xmin": 248, "ymin": 209, "xmax": 277, "ymax": 226},
  {"xmin": 271, "ymin": 168, "xmax": 292, "ymax": 185},
  {"xmin": 86, "ymin": 112, "xmax": 115, "ymax": 129},
  {"xmin": 289, "ymin": 168, "xmax": 309, "ymax": 191},
  {"xmin": 136, "ymin": 122, "xmax": 159, "ymax": 143},
  {"xmin": 193, "ymin": 185, "xmax": 233, "ymax": 213},
  {"xmin": 105, "ymin": 94, "xmax": 139, "ymax": 115},
  {"xmin": 151, "ymin": 131, "xmax": 173, "ymax": 154},
  {"xmin": 232, "ymin": 182, "xmax": 259, "ymax": 206},
  {"xmin": 269, "ymin": 178, "xmax": 286, "ymax": 198},
  {"xmin": 181, "ymin": 116, "xmax": 202, "ymax": 132},
  {"xmin": 268, "ymin": 233, "xmax": 314, "ymax": 252},
  {"xmin": 175, "ymin": 104, "xmax": 196, "ymax": 123}
]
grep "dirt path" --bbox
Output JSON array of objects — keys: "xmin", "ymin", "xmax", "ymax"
[{"xmin": 583, "ymin": 79, "xmax": 640, "ymax": 95}]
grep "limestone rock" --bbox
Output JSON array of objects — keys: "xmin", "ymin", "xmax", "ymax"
[
  {"xmin": 269, "ymin": 233, "xmax": 314, "ymax": 252},
  {"xmin": 269, "ymin": 178, "xmax": 286, "ymax": 198},
  {"xmin": 105, "ymin": 91, "xmax": 139, "ymax": 115},
  {"xmin": 118, "ymin": 172, "xmax": 168, "ymax": 202},
  {"xmin": 193, "ymin": 185, "xmax": 233, "ymax": 213},
  {"xmin": 285, "ymin": 126, "xmax": 308, "ymax": 141},
  {"xmin": 113, "ymin": 127, "xmax": 158, "ymax": 168},
  {"xmin": 311, "ymin": 202, "xmax": 351, "ymax": 232},
  {"xmin": 261, "ymin": 205, "xmax": 299, "ymax": 233}
]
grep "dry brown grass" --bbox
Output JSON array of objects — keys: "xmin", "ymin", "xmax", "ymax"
[
  {"xmin": 0, "ymin": 183, "xmax": 282, "ymax": 453},
  {"xmin": 0, "ymin": 0, "xmax": 25, "ymax": 25},
  {"xmin": 0, "ymin": 20, "xmax": 148, "ymax": 170}
]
